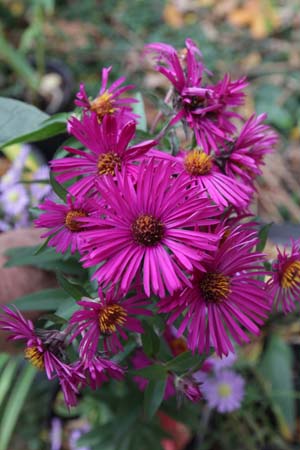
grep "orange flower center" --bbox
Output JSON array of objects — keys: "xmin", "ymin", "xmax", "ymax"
[
  {"xmin": 200, "ymin": 272, "xmax": 231, "ymax": 304},
  {"xmin": 65, "ymin": 209, "xmax": 87, "ymax": 232},
  {"xmin": 131, "ymin": 214, "xmax": 165, "ymax": 247},
  {"xmin": 24, "ymin": 346, "xmax": 44, "ymax": 370},
  {"xmin": 184, "ymin": 149, "xmax": 213, "ymax": 176},
  {"xmin": 98, "ymin": 304, "xmax": 127, "ymax": 334},
  {"xmin": 97, "ymin": 152, "xmax": 122, "ymax": 176},
  {"xmin": 281, "ymin": 260, "xmax": 300, "ymax": 289},
  {"xmin": 90, "ymin": 91, "xmax": 115, "ymax": 122},
  {"xmin": 170, "ymin": 338, "xmax": 188, "ymax": 356}
]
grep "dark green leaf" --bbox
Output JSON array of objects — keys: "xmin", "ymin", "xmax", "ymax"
[
  {"xmin": 131, "ymin": 364, "xmax": 167, "ymax": 380},
  {"xmin": 166, "ymin": 351, "xmax": 204, "ymax": 374},
  {"xmin": 0, "ymin": 358, "xmax": 19, "ymax": 406},
  {"xmin": 259, "ymin": 334, "xmax": 295, "ymax": 438},
  {"xmin": 256, "ymin": 223, "xmax": 273, "ymax": 252},
  {"xmin": 3, "ymin": 115, "xmax": 67, "ymax": 147},
  {"xmin": 141, "ymin": 322, "xmax": 160, "ymax": 357},
  {"xmin": 144, "ymin": 378, "xmax": 167, "ymax": 419},
  {"xmin": 56, "ymin": 273, "xmax": 90, "ymax": 300},
  {"xmin": 0, "ymin": 363, "xmax": 36, "ymax": 450},
  {"xmin": 0, "ymin": 97, "xmax": 48, "ymax": 147},
  {"xmin": 50, "ymin": 171, "xmax": 68, "ymax": 202},
  {"xmin": 133, "ymin": 92, "xmax": 147, "ymax": 131},
  {"xmin": 13, "ymin": 288, "xmax": 70, "ymax": 311}
]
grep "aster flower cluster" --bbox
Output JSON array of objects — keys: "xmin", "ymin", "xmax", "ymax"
[
  {"xmin": 0, "ymin": 38, "xmax": 288, "ymax": 416},
  {"xmin": 0, "ymin": 144, "xmax": 52, "ymax": 231}
]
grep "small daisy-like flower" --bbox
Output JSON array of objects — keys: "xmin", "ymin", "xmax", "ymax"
[
  {"xmin": 173, "ymin": 148, "xmax": 252, "ymax": 209},
  {"xmin": 268, "ymin": 240, "xmax": 300, "ymax": 313},
  {"xmin": 79, "ymin": 159, "xmax": 220, "ymax": 297},
  {"xmin": 75, "ymin": 65, "xmax": 137, "ymax": 124},
  {"xmin": 201, "ymin": 370, "xmax": 245, "ymax": 413},
  {"xmin": 206, "ymin": 351, "xmax": 237, "ymax": 372},
  {"xmin": 1, "ymin": 184, "xmax": 29, "ymax": 216},
  {"xmin": 145, "ymin": 39, "xmax": 247, "ymax": 151},
  {"xmin": 0, "ymin": 306, "xmax": 82, "ymax": 407},
  {"xmin": 159, "ymin": 224, "xmax": 270, "ymax": 356},
  {"xmin": 35, "ymin": 194, "xmax": 98, "ymax": 254},
  {"xmin": 70, "ymin": 289, "xmax": 151, "ymax": 357},
  {"xmin": 220, "ymin": 114, "xmax": 278, "ymax": 184},
  {"xmin": 51, "ymin": 113, "xmax": 156, "ymax": 197}
]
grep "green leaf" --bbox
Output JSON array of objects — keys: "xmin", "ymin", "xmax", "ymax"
[
  {"xmin": 258, "ymin": 334, "xmax": 295, "ymax": 438},
  {"xmin": 141, "ymin": 322, "xmax": 160, "ymax": 357},
  {"xmin": 144, "ymin": 378, "xmax": 167, "ymax": 419},
  {"xmin": 50, "ymin": 171, "xmax": 68, "ymax": 202},
  {"xmin": 0, "ymin": 97, "xmax": 49, "ymax": 147},
  {"xmin": 0, "ymin": 363, "xmax": 36, "ymax": 450},
  {"xmin": 56, "ymin": 273, "xmax": 90, "ymax": 300},
  {"xmin": 0, "ymin": 358, "xmax": 19, "ymax": 406},
  {"xmin": 166, "ymin": 351, "xmax": 204, "ymax": 374},
  {"xmin": 13, "ymin": 287, "xmax": 70, "ymax": 311},
  {"xmin": 256, "ymin": 223, "xmax": 273, "ymax": 252},
  {"xmin": 2, "ymin": 113, "xmax": 68, "ymax": 147},
  {"xmin": 133, "ymin": 92, "xmax": 147, "ymax": 131},
  {"xmin": 5, "ymin": 245, "xmax": 61, "ymax": 267},
  {"xmin": 131, "ymin": 364, "xmax": 167, "ymax": 380}
]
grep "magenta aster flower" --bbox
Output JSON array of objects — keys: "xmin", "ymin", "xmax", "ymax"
[
  {"xmin": 35, "ymin": 194, "xmax": 98, "ymax": 254},
  {"xmin": 0, "ymin": 306, "xmax": 83, "ymax": 407},
  {"xmin": 51, "ymin": 113, "xmax": 156, "ymax": 197},
  {"xmin": 158, "ymin": 224, "xmax": 270, "ymax": 357},
  {"xmin": 268, "ymin": 240, "xmax": 300, "ymax": 313},
  {"xmin": 166, "ymin": 148, "xmax": 252, "ymax": 209},
  {"xmin": 75, "ymin": 65, "xmax": 137, "ymax": 124},
  {"xmin": 79, "ymin": 159, "xmax": 220, "ymax": 297},
  {"xmin": 201, "ymin": 370, "xmax": 245, "ymax": 413},
  {"xmin": 220, "ymin": 113, "xmax": 278, "ymax": 184},
  {"xmin": 145, "ymin": 39, "xmax": 247, "ymax": 151},
  {"xmin": 70, "ymin": 289, "xmax": 151, "ymax": 357}
]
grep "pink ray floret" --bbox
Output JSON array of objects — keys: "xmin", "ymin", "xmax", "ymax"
[
  {"xmin": 158, "ymin": 224, "xmax": 270, "ymax": 357},
  {"xmin": 78, "ymin": 159, "xmax": 220, "ymax": 297}
]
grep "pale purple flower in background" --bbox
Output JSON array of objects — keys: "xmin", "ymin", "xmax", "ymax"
[
  {"xmin": 0, "ymin": 219, "xmax": 10, "ymax": 232},
  {"xmin": 69, "ymin": 423, "xmax": 91, "ymax": 450},
  {"xmin": 30, "ymin": 165, "xmax": 52, "ymax": 205},
  {"xmin": 201, "ymin": 370, "xmax": 245, "ymax": 413},
  {"xmin": 1, "ymin": 183, "xmax": 29, "ymax": 216},
  {"xmin": 50, "ymin": 418, "xmax": 62, "ymax": 450},
  {"xmin": 0, "ymin": 145, "xmax": 30, "ymax": 191},
  {"xmin": 206, "ymin": 352, "xmax": 237, "ymax": 372}
]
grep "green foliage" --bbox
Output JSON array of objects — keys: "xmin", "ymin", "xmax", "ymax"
[
  {"xmin": 0, "ymin": 356, "xmax": 36, "ymax": 450},
  {"xmin": 258, "ymin": 333, "xmax": 296, "ymax": 439},
  {"xmin": 0, "ymin": 97, "xmax": 48, "ymax": 147}
]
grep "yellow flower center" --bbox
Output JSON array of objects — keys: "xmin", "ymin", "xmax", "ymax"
[
  {"xmin": 65, "ymin": 209, "xmax": 87, "ymax": 232},
  {"xmin": 218, "ymin": 382, "xmax": 232, "ymax": 398},
  {"xmin": 184, "ymin": 149, "xmax": 213, "ymax": 176},
  {"xmin": 200, "ymin": 272, "xmax": 231, "ymax": 304},
  {"xmin": 24, "ymin": 346, "xmax": 44, "ymax": 370},
  {"xmin": 98, "ymin": 304, "xmax": 127, "ymax": 334},
  {"xmin": 131, "ymin": 214, "xmax": 165, "ymax": 247},
  {"xmin": 281, "ymin": 260, "xmax": 300, "ymax": 289},
  {"xmin": 97, "ymin": 152, "xmax": 122, "ymax": 176},
  {"xmin": 90, "ymin": 91, "xmax": 115, "ymax": 122}
]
